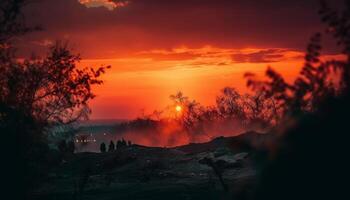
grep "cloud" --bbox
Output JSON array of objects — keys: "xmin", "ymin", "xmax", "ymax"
[
  {"xmin": 78, "ymin": 0, "xmax": 129, "ymax": 10},
  {"xmin": 135, "ymin": 46, "xmax": 232, "ymax": 61},
  {"xmin": 231, "ymin": 49, "xmax": 287, "ymax": 63},
  {"xmin": 136, "ymin": 50, "xmax": 198, "ymax": 61},
  {"xmin": 135, "ymin": 47, "xmax": 303, "ymax": 65},
  {"xmin": 230, "ymin": 48, "xmax": 307, "ymax": 63},
  {"xmin": 20, "ymin": 0, "xmax": 344, "ymax": 59}
]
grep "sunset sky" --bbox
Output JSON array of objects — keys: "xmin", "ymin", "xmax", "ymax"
[{"xmin": 20, "ymin": 0, "xmax": 343, "ymax": 119}]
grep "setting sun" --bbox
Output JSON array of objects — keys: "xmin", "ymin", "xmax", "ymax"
[{"xmin": 175, "ymin": 105, "xmax": 182, "ymax": 112}]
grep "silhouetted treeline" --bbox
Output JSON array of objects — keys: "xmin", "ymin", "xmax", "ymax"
[{"xmin": 112, "ymin": 88, "xmax": 280, "ymax": 145}]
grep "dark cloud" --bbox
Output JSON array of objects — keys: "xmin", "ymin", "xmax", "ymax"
[
  {"xmin": 19, "ymin": 0, "xmax": 344, "ymax": 58},
  {"xmin": 232, "ymin": 49, "xmax": 286, "ymax": 63}
]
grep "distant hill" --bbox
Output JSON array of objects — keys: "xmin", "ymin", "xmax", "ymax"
[{"xmin": 174, "ymin": 131, "xmax": 274, "ymax": 154}]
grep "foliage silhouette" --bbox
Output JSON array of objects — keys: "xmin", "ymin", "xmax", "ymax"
[
  {"xmin": 108, "ymin": 140, "xmax": 115, "ymax": 152},
  {"xmin": 250, "ymin": 1, "xmax": 350, "ymax": 200},
  {"xmin": 100, "ymin": 142, "xmax": 106, "ymax": 153},
  {"xmin": 0, "ymin": 1, "xmax": 109, "ymax": 198}
]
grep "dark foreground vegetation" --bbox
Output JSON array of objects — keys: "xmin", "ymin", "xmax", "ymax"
[{"xmin": 1, "ymin": 0, "xmax": 350, "ymax": 199}]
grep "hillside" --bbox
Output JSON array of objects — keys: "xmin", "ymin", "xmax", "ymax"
[
  {"xmin": 31, "ymin": 131, "xmax": 272, "ymax": 200},
  {"xmin": 175, "ymin": 131, "xmax": 273, "ymax": 154}
]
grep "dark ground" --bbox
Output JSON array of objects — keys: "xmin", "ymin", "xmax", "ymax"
[{"xmin": 30, "ymin": 132, "xmax": 270, "ymax": 200}]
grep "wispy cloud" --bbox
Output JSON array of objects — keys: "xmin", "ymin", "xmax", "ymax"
[
  {"xmin": 232, "ymin": 49, "xmax": 290, "ymax": 63},
  {"xmin": 135, "ymin": 46, "xmax": 303, "ymax": 65}
]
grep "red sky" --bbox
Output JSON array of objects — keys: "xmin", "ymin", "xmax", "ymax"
[{"xmin": 19, "ymin": 0, "xmax": 343, "ymax": 119}]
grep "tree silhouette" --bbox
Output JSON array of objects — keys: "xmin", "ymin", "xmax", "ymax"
[
  {"xmin": 0, "ymin": 0, "xmax": 40, "ymax": 44},
  {"xmin": 0, "ymin": 1, "xmax": 109, "ymax": 198},
  {"xmin": 251, "ymin": 2, "xmax": 350, "ymax": 199},
  {"xmin": 216, "ymin": 87, "xmax": 245, "ymax": 121},
  {"xmin": 242, "ymin": 91, "xmax": 279, "ymax": 128},
  {"xmin": 319, "ymin": 0, "xmax": 350, "ymax": 92},
  {"xmin": 100, "ymin": 142, "xmax": 106, "ymax": 153},
  {"xmin": 169, "ymin": 91, "xmax": 203, "ymax": 134},
  {"xmin": 1, "ymin": 42, "xmax": 110, "ymax": 149},
  {"xmin": 121, "ymin": 138, "xmax": 127, "ymax": 146},
  {"xmin": 1, "ymin": 0, "xmax": 110, "ymax": 146},
  {"xmin": 108, "ymin": 140, "xmax": 115, "ymax": 152},
  {"xmin": 169, "ymin": 91, "xmax": 188, "ymax": 105},
  {"xmin": 245, "ymin": 33, "xmax": 342, "ymax": 118}
]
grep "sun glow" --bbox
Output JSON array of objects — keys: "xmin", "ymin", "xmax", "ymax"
[{"xmin": 175, "ymin": 105, "xmax": 182, "ymax": 112}]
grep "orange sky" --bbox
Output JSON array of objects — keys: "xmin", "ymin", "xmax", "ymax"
[
  {"xmin": 21, "ymin": 0, "xmax": 345, "ymax": 119},
  {"xmin": 83, "ymin": 47, "xmax": 305, "ymax": 119}
]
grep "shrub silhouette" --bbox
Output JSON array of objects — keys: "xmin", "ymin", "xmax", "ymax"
[
  {"xmin": 116, "ymin": 138, "xmax": 128, "ymax": 149},
  {"xmin": 121, "ymin": 138, "xmax": 127, "ymax": 147},
  {"xmin": 100, "ymin": 142, "xmax": 106, "ymax": 153},
  {"xmin": 108, "ymin": 140, "xmax": 115, "ymax": 152}
]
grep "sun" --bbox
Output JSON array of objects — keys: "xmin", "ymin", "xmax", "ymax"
[{"xmin": 175, "ymin": 105, "xmax": 182, "ymax": 112}]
